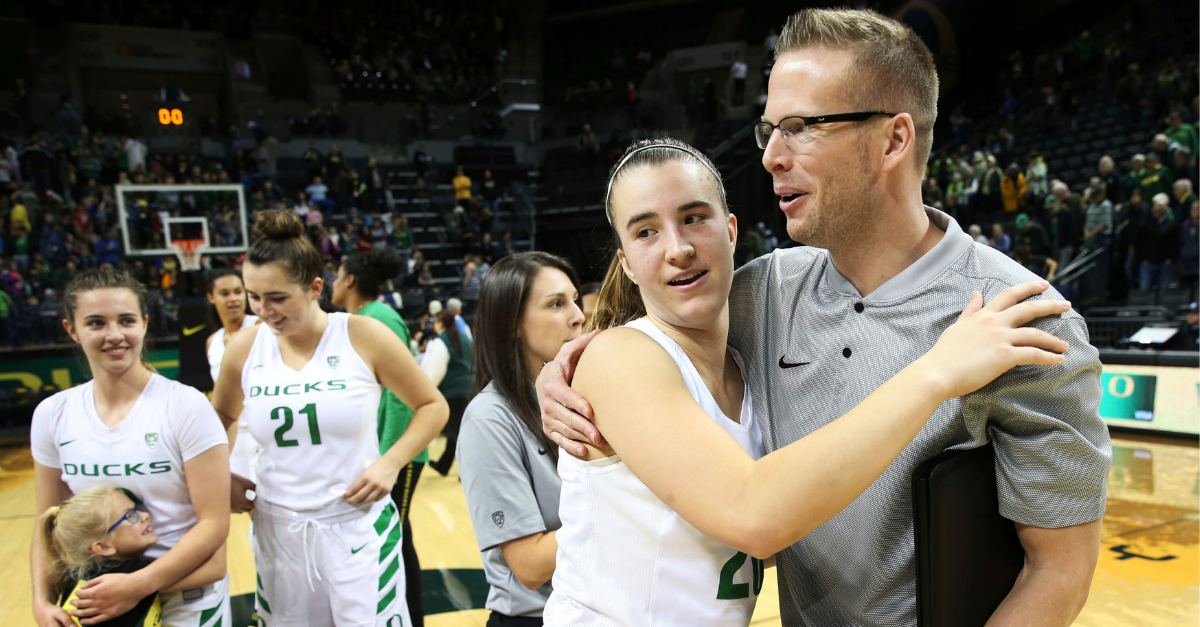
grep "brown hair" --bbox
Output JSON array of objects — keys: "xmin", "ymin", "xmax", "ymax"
[
  {"xmin": 436, "ymin": 309, "xmax": 463, "ymax": 358},
  {"xmin": 473, "ymin": 252, "xmax": 581, "ymax": 462},
  {"xmin": 39, "ymin": 485, "xmax": 127, "ymax": 583},
  {"xmin": 62, "ymin": 267, "xmax": 156, "ymax": 373},
  {"xmin": 776, "ymin": 8, "xmax": 939, "ymax": 169},
  {"xmin": 589, "ymin": 138, "xmax": 727, "ymax": 332},
  {"xmin": 247, "ymin": 209, "xmax": 323, "ymax": 286}
]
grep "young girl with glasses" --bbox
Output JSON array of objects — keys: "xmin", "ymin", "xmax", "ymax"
[{"xmin": 39, "ymin": 484, "xmax": 228, "ymax": 627}]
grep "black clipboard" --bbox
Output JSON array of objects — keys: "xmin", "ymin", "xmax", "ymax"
[{"xmin": 912, "ymin": 443, "xmax": 1026, "ymax": 627}]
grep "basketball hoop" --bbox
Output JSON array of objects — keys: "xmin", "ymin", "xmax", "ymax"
[{"xmin": 171, "ymin": 239, "xmax": 207, "ymax": 272}]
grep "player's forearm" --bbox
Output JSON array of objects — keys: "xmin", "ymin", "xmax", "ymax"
[
  {"xmin": 381, "ymin": 399, "xmax": 449, "ymax": 467},
  {"xmin": 160, "ymin": 545, "xmax": 227, "ymax": 593},
  {"xmin": 737, "ymin": 362, "xmax": 946, "ymax": 557},
  {"xmin": 985, "ymin": 561, "xmax": 1091, "ymax": 627},
  {"xmin": 136, "ymin": 517, "xmax": 228, "ymax": 594}
]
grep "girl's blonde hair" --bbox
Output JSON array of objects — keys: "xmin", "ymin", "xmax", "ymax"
[{"xmin": 39, "ymin": 485, "xmax": 127, "ymax": 583}]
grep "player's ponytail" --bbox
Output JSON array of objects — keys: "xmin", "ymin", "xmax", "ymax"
[
  {"xmin": 587, "ymin": 255, "xmax": 645, "ymax": 331},
  {"xmin": 248, "ymin": 209, "xmax": 323, "ymax": 287}
]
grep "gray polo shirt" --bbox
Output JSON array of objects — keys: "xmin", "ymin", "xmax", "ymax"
[
  {"xmin": 728, "ymin": 207, "xmax": 1110, "ymax": 627},
  {"xmin": 458, "ymin": 381, "xmax": 562, "ymax": 617}
]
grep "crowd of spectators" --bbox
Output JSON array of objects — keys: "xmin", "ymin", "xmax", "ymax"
[
  {"xmin": 0, "ymin": 115, "xmax": 517, "ymax": 349},
  {"xmin": 924, "ymin": 100, "xmax": 1197, "ymax": 307},
  {"xmin": 303, "ymin": 0, "xmax": 509, "ymax": 103}
]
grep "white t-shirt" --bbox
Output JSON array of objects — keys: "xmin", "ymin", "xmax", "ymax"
[
  {"xmin": 31, "ymin": 375, "xmax": 227, "ymax": 559},
  {"xmin": 544, "ymin": 318, "xmax": 766, "ymax": 626}
]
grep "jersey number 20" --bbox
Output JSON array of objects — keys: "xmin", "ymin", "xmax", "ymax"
[
  {"xmin": 271, "ymin": 404, "xmax": 322, "ymax": 447},
  {"xmin": 717, "ymin": 551, "xmax": 764, "ymax": 600}
]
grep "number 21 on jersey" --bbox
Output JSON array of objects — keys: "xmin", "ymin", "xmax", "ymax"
[
  {"xmin": 718, "ymin": 551, "xmax": 764, "ymax": 600},
  {"xmin": 271, "ymin": 404, "xmax": 322, "ymax": 446}
]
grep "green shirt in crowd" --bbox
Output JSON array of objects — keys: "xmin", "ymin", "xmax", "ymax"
[
  {"xmin": 1165, "ymin": 123, "xmax": 1198, "ymax": 159},
  {"xmin": 358, "ymin": 301, "xmax": 427, "ymax": 462}
]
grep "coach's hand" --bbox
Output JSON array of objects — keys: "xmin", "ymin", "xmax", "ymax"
[
  {"xmin": 71, "ymin": 571, "xmax": 149, "ymax": 625},
  {"xmin": 346, "ymin": 456, "xmax": 401, "ymax": 504},
  {"xmin": 538, "ymin": 330, "xmax": 604, "ymax": 458},
  {"xmin": 231, "ymin": 473, "xmax": 256, "ymax": 514},
  {"xmin": 917, "ymin": 281, "xmax": 1072, "ymax": 401}
]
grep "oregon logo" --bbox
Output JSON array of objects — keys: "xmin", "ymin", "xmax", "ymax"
[
  {"xmin": 248, "ymin": 380, "xmax": 347, "ymax": 398},
  {"xmin": 145, "ymin": 433, "xmax": 159, "ymax": 450},
  {"xmin": 327, "ymin": 356, "xmax": 340, "ymax": 370}
]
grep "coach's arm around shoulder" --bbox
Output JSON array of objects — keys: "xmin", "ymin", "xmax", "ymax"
[{"xmin": 972, "ymin": 311, "xmax": 1110, "ymax": 627}]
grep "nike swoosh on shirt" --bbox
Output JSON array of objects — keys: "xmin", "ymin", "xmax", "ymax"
[
  {"xmin": 779, "ymin": 356, "xmax": 811, "ymax": 369},
  {"xmin": 350, "ymin": 544, "xmax": 368, "ymax": 554},
  {"xmin": 58, "ymin": 439, "xmax": 77, "ymax": 447},
  {"xmin": 182, "ymin": 324, "xmax": 207, "ymax": 337}
]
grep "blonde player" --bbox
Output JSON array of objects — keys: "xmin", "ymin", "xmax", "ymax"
[
  {"xmin": 211, "ymin": 210, "xmax": 449, "ymax": 627},
  {"xmin": 30, "ymin": 267, "xmax": 231, "ymax": 627},
  {"xmin": 540, "ymin": 139, "xmax": 1073, "ymax": 626},
  {"xmin": 203, "ymin": 268, "xmax": 260, "ymax": 512}
]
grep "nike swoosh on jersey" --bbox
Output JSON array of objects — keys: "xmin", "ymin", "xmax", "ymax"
[
  {"xmin": 182, "ymin": 324, "xmax": 207, "ymax": 337},
  {"xmin": 58, "ymin": 439, "xmax": 77, "ymax": 447},
  {"xmin": 778, "ymin": 356, "xmax": 811, "ymax": 368},
  {"xmin": 350, "ymin": 543, "xmax": 368, "ymax": 554}
]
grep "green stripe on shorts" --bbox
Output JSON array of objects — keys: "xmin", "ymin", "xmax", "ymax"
[
  {"xmin": 256, "ymin": 574, "xmax": 272, "ymax": 615},
  {"xmin": 379, "ymin": 555, "xmax": 400, "ymax": 591},
  {"xmin": 379, "ymin": 519, "xmax": 402, "ymax": 564},
  {"xmin": 377, "ymin": 584, "xmax": 397, "ymax": 615},
  {"xmin": 373, "ymin": 502, "xmax": 397, "ymax": 535}
]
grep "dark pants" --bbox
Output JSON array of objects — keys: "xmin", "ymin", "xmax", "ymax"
[
  {"xmin": 390, "ymin": 461, "xmax": 426, "ymax": 627},
  {"xmin": 486, "ymin": 612, "xmax": 543, "ymax": 627},
  {"xmin": 432, "ymin": 396, "xmax": 469, "ymax": 475}
]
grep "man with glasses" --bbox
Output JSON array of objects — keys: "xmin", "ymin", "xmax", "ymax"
[{"xmin": 539, "ymin": 8, "xmax": 1109, "ymax": 627}]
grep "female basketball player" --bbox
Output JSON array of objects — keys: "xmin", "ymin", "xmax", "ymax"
[
  {"xmin": 458, "ymin": 252, "xmax": 585, "ymax": 627},
  {"xmin": 41, "ymin": 484, "xmax": 229, "ymax": 625},
  {"xmin": 31, "ymin": 267, "xmax": 231, "ymax": 627},
  {"xmin": 541, "ymin": 139, "xmax": 1074, "ymax": 625},
  {"xmin": 211, "ymin": 210, "xmax": 449, "ymax": 627},
  {"xmin": 330, "ymin": 248, "xmax": 427, "ymax": 626},
  {"xmin": 204, "ymin": 269, "xmax": 260, "ymax": 513}
]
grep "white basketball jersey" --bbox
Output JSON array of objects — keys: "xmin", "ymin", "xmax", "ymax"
[
  {"xmin": 241, "ymin": 312, "xmax": 383, "ymax": 511},
  {"xmin": 209, "ymin": 315, "xmax": 260, "ymax": 480},
  {"xmin": 207, "ymin": 315, "xmax": 259, "ymax": 383},
  {"xmin": 544, "ymin": 318, "xmax": 766, "ymax": 627},
  {"xmin": 30, "ymin": 375, "xmax": 229, "ymax": 560}
]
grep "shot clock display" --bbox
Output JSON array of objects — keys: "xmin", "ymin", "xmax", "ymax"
[
  {"xmin": 157, "ymin": 108, "xmax": 185, "ymax": 125},
  {"xmin": 147, "ymin": 102, "xmax": 198, "ymax": 153}
]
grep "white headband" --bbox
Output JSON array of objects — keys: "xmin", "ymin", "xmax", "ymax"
[{"xmin": 604, "ymin": 144, "xmax": 724, "ymax": 225}]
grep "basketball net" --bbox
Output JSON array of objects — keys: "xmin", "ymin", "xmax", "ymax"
[{"xmin": 171, "ymin": 239, "xmax": 206, "ymax": 272}]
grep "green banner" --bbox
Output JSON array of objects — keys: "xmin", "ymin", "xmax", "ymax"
[
  {"xmin": 0, "ymin": 349, "xmax": 180, "ymax": 392},
  {"xmin": 1099, "ymin": 373, "xmax": 1157, "ymax": 422}
]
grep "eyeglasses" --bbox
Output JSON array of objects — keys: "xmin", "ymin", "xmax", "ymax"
[
  {"xmin": 101, "ymin": 501, "xmax": 149, "ymax": 539},
  {"xmin": 754, "ymin": 111, "xmax": 896, "ymax": 149}
]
